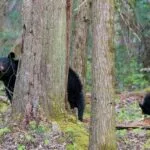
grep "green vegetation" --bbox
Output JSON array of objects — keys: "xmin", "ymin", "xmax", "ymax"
[
  {"xmin": 60, "ymin": 121, "xmax": 89, "ymax": 150},
  {"xmin": 116, "ymin": 100, "xmax": 143, "ymax": 123},
  {"xmin": 17, "ymin": 144, "xmax": 26, "ymax": 150},
  {"xmin": 0, "ymin": 0, "xmax": 150, "ymax": 149},
  {"xmin": 115, "ymin": 49, "xmax": 149, "ymax": 91},
  {"xmin": 29, "ymin": 121, "xmax": 50, "ymax": 133},
  {"xmin": 116, "ymin": 129, "xmax": 127, "ymax": 138},
  {"xmin": 0, "ymin": 127, "xmax": 11, "ymax": 137},
  {"xmin": 0, "ymin": 0, "xmax": 22, "ymax": 56}
]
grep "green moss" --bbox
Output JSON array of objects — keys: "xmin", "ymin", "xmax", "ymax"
[
  {"xmin": 144, "ymin": 139, "xmax": 150, "ymax": 149},
  {"xmin": 0, "ymin": 103, "xmax": 9, "ymax": 113},
  {"xmin": 66, "ymin": 143, "xmax": 77, "ymax": 150},
  {"xmin": 43, "ymin": 95, "xmax": 66, "ymax": 121},
  {"xmin": 0, "ymin": 127, "xmax": 11, "ymax": 137},
  {"xmin": 58, "ymin": 120, "xmax": 89, "ymax": 150}
]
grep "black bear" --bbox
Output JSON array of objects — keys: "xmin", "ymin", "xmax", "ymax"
[
  {"xmin": 0, "ymin": 52, "xmax": 18, "ymax": 101},
  {"xmin": 0, "ymin": 52, "xmax": 84, "ymax": 121},
  {"xmin": 139, "ymin": 93, "xmax": 150, "ymax": 115},
  {"xmin": 68, "ymin": 68, "xmax": 84, "ymax": 121}
]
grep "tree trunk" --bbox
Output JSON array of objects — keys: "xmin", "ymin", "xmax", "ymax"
[
  {"xmin": 0, "ymin": 0, "xmax": 6, "ymax": 30},
  {"xmin": 40, "ymin": 0, "xmax": 67, "ymax": 119},
  {"xmin": 0, "ymin": 0, "xmax": 7, "ymax": 47},
  {"xmin": 12, "ymin": 0, "xmax": 66, "ymax": 123},
  {"xmin": 71, "ymin": 0, "xmax": 89, "ymax": 88},
  {"xmin": 65, "ymin": 0, "xmax": 73, "ymax": 110},
  {"xmin": 89, "ymin": 0, "xmax": 116, "ymax": 149},
  {"xmin": 141, "ymin": 35, "xmax": 150, "ymax": 68}
]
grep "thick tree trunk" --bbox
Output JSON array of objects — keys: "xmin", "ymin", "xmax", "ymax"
[
  {"xmin": 40, "ymin": 0, "xmax": 66, "ymax": 119},
  {"xmin": 89, "ymin": 0, "xmax": 116, "ymax": 149},
  {"xmin": 13, "ymin": 0, "xmax": 66, "ymax": 123},
  {"xmin": 71, "ymin": 0, "xmax": 89, "ymax": 88}
]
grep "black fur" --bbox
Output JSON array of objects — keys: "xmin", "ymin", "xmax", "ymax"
[
  {"xmin": 0, "ymin": 52, "xmax": 18, "ymax": 101},
  {"xmin": 68, "ymin": 68, "xmax": 85, "ymax": 121},
  {"xmin": 139, "ymin": 93, "xmax": 150, "ymax": 115},
  {"xmin": 0, "ymin": 52, "xmax": 84, "ymax": 121}
]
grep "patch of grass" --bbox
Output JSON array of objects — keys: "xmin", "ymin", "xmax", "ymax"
[
  {"xmin": 132, "ymin": 128, "xmax": 143, "ymax": 134},
  {"xmin": 44, "ymin": 139, "xmax": 49, "ymax": 145},
  {"xmin": 29, "ymin": 121, "xmax": 50, "ymax": 133},
  {"xmin": 17, "ymin": 144, "xmax": 26, "ymax": 150},
  {"xmin": 0, "ymin": 103, "xmax": 9, "ymax": 113},
  {"xmin": 0, "ymin": 127, "xmax": 11, "ymax": 137},
  {"xmin": 66, "ymin": 143, "xmax": 77, "ymax": 150},
  {"xmin": 59, "ymin": 120, "xmax": 89, "ymax": 150},
  {"xmin": 116, "ymin": 130, "xmax": 127, "ymax": 138},
  {"xmin": 25, "ymin": 134, "xmax": 34, "ymax": 143},
  {"xmin": 144, "ymin": 138, "xmax": 150, "ymax": 149},
  {"xmin": 116, "ymin": 101, "xmax": 143, "ymax": 123},
  {"xmin": 29, "ymin": 121, "xmax": 37, "ymax": 130}
]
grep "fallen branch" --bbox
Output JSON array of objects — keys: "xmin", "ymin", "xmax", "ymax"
[
  {"xmin": 116, "ymin": 125, "xmax": 150, "ymax": 130},
  {"xmin": 116, "ymin": 118, "xmax": 150, "ymax": 130}
]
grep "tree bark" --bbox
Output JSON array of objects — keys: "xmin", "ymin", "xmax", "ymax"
[
  {"xmin": 13, "ymin": 0, "xmax": 66, "ymax": 123},
  {"xmin": 71, "ymin": 0, "xmax": 90, "ymax": 88},
  {"xmin": 141, "ymin": 35, "xmax": 150, "ymax": 68},
  {"xmin": 0, "ymin": 0, "xmax": 7, "ymax": 47},
  {"xmin": 0, "ymin": 0, "xmax": 6, "ymax": 31},
  {"xmin": 40, "ymin": 0, "xmax": 67, "ymax": 119},
  {"xmin": 89, "ymin": 0, "xmax": 116, "ymax": 149},
  {"xmin": 65, "ymin": 0, "xmax": 73, "ymax": 110}
]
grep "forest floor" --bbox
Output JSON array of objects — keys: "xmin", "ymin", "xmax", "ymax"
[
  {"xmin": 116, "ymin": 92, "xmax": 150, "ymax": 150},
  {"xmin": 86, "ymin": 91, "xmax": 150, "ymax": 150},
  {"xmin": 0, "ymin": 90, "xmax": 150, "ymax": 149}
]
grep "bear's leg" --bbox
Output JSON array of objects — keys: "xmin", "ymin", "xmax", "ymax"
[{"xmin": 77, "ymin": 92, "xmax": 84, "ymax": 121}]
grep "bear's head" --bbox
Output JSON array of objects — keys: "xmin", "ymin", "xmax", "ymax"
[{"xmin": 0, "ymin": 52, "xmax": 18, "ymax": 80}]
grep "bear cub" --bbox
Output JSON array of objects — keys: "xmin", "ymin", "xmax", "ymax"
[{"xmin": 139, "ymin": 93, "xmax": 150, "ymax": 115}]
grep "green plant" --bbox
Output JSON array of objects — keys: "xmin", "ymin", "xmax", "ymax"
[
  {"xmin": 116, "ymin": 101, "xmax": 142, "ymax": 122},
  {"xmin": 17, "ymin": 144, "xmax": 26, "ymax": 150},
  {"xmin": 0, "ymin": 127, "xmax": 11, "ymax": 137},
  {"xmin": 115, "ymin": 46, "xmax": 149, "ymax": 91}
]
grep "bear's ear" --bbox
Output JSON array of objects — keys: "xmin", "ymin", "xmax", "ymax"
[{"xmin": 8, "ymin": 52, "xmax": 15, "ymax": 59}]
